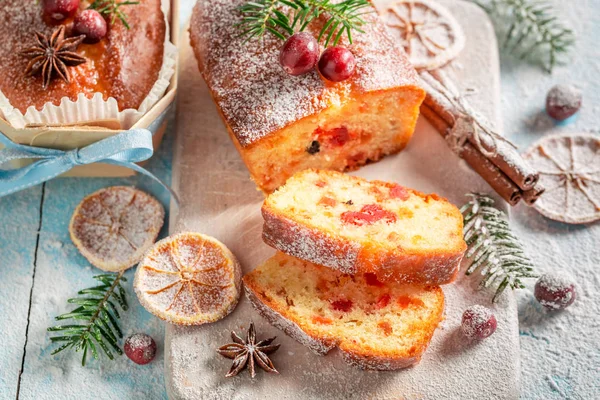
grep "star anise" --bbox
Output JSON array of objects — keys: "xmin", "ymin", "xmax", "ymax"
[
  {"xmin": 217, "ymin": 323, "xmax": 280, "ymax": 378},
  {"xmin": 20, "ymin": 26, "xmax": 87, "ymax": 89}
]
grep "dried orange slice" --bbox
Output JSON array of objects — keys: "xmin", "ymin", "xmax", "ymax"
[
  {"xmin": 134, "ymin": 232, "xmax": 242, "ymax": 325},
  {"xmin": 70, "ymin": 186, "xmax": 165, "ymax": 272},
  {"xmin": 523, "ymin": 133, "xmax": 600, "ymax": 224},
  {"xmin": 378, "ymin": 0, "xmax": 465, "ymax": 70}
]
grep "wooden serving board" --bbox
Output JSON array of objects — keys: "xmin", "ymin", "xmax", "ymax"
[{"xmin": 165, "ymin": 1, "xmax": 520, "ymax": 399}]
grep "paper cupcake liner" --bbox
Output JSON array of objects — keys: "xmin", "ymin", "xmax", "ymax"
[{"xmin": 0, "ymin": 0, "xmax": 177, "ymax": 130}]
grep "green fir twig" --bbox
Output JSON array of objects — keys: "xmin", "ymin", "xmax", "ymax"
[
  {"xmin": 472, "ymin": 0, "xmax": 575, "ymax": 73},
  {"xmin": 461, "ymin": 193, "xmax": 537, "ymax": 302},
  {"xmin": 89, "ymin": 0, "xmax": 140, "ymax": 29},
  {"xmin": 47, "ymin": 272, "xmax": 128, "ymax": 366},
  {"xmin": 237, "ymin": 0, "xmax": 373, "ymax": 47}
]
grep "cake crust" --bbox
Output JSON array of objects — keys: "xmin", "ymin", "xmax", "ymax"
[{"xmin": 0, "ymin": 1, "xmax": 165, "ymax": 113}]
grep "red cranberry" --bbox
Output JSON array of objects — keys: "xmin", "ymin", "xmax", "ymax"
[
  {"xmin": 43, "ymin": 0, "xmax": 80, "ymax": 21},
  {"xmin": 73, "ymin": 10, "xmax": 108, "ymax": 44},
  {"xmin": 546, "ymin": 84, "xmax": 582, "ymax": 121},
  {"xmin": 534, "ymin": 273, "xmax": 577, "ymax": 310},
  {"xmin": 461, "ymin": 305, "xmax": 497, "ymax": 340},
  {"xmin": 318, "ymin": 46, "xmax": 356, "ymax": 82},
  {"xmin": 124, "ymin": 333, "xmax": 157, "ymax": 365},
  {"xmin": 279, "ymin": 32, "xmax": 320, "ymax": 76}
]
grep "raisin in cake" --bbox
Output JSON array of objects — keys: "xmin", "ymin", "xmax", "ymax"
[
  {"xmin": 189, "ymin": 0, "xmax": 426, "ymax": 193},
  {"xmin": 244, "ymin": 252, "xmax": 444, "ymax": 370},
  {"xmin": 262, "ymin": 169, "xmax": 466, "ymax": 285}
]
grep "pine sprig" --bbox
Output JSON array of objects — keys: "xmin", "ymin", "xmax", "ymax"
[
  {"xmin": 89, "ymin": 0, "xmax": 140, "ymax": 29},
  {"xmin": 461, "ymin": 193, "xmax": 537, "ymax": 302},
  {"xmin": 237, "ymin": 0, "xmax": 372, "ymax": 47},
  {"xmin": 48, "ymin": 272, "xmax": 128, "ymax": 366},
  {"xmin": 473, "ymin": 0, "xmax": 575, "ymax": 72}
]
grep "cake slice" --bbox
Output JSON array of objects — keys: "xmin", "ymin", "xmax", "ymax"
[
  {"xmin": 262, "ymin": 169, "xmax": 466, "ymax": 285},
  {"xmin": 243, "ymin": 253, "xmax": 445, "ymax": 370},
  {"xmin": 190, "ymin": 0, "xmax": 426, "ymax": 193}
]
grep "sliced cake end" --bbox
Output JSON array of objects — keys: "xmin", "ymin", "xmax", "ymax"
[{"xmin": 243, "ymin": 252, "xmax": 445, "ymax": 371}]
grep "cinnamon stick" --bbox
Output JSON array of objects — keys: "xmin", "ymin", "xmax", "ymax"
[
  {"xmin": 472, "ymin": 130, "xmax": 539, "ymax": 191},
  {"xmin": 460, "ymin": 143, "xmax": 522, "ymax": 206},
  {"xmin": 421, "ymin": 104, "xmax": 522, "ymax": 206},
  {"xmin": 421, "ymin": 70, "xmax": 540, "ymax": 192},
  {"xmin": 522, "ymin": 184, "xmax": 546, "ymax": 205}
]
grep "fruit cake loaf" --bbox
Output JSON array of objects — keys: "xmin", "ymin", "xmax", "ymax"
[
  {"xmin": 189, "ymin": 0, "xmax": 426, "ymax": 193},
  {"xmin": 244, "ymin": 252, "xmax": 445, "ymax": 370},
  {"xmin": 262, "ymin": 169, "xmax": 466, "ymax": 285}
]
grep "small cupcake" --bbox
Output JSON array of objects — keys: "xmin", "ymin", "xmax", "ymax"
[{"xmin": 0, "ymin": 0, "xmax": 175, "ymax": 128}]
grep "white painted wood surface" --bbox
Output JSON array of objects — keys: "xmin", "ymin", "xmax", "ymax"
[{"xmin": 165, "ymin": 2, "xmax": 520, "ymax": 399}]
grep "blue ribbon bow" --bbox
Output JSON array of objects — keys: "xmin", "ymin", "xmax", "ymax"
[{"xmin": 0, "ymin": 128, "xmax": 178, "ymax": 204}]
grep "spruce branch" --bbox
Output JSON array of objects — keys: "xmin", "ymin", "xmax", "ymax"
[
  {"xmin": 48, "ymin": 272, "xmax": 128, "ymax": 366},
  {"xmin": 89, "ymin": 0, "xmax": 140, "ymax": 29},
  {"xmin": 472, "ymin": 0, "xmax": 575, "ymax": 73},
  {"xmin": 237, "ymin": 0, "xmax": 372, "ymax": 46},
  {"xmin": 461, "ymin": 193, "xmax": 537, "ymax": 302}
]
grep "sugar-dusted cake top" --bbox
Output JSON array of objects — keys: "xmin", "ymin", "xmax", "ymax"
[
  {"xmin": 0, "ymin": 1, "xmax": 165, "ymax": 114},
  {"xmin": 190, "ymin": 0, "xmax": 422, "ymax": 147}
]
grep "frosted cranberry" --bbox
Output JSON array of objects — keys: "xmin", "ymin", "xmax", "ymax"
[
  {"xmin": 341, "ymin": 204, "xmax": 397, "ymax": 226},
  {"xmin": 461, "ymin": 305, "xmax": 497, "ymax": 340},
  {"xmin": 73, "ymin": 10, "xmax": 108, "ymax": 44},
  {"xmin": 279, "ymin": 32, "xmax": 319, "ymax": 76},
  {"xmin": 331, "ymin": 299, "xmax": 353, "ymax": 312},
  {"xmin": 318, "ymin": 46, "xmax": 356, "ymax": 82},
  {"xmin": 546, "ymin": 84, "xmax": 582, "ymax": 121},
  {"xmin": 124, "ymin": 333, "xmax": 157, "ymax": 365},
  {"xmin": 315, "ymin": 126, "xmax": 350, "ymax": 147},
  {"xmin": 43, "ymin": 0, "xmax": 80, "ymax": 21},
  {"xmin": 534, "ymin": 273, "xmax": 577, "ymax": 310}
]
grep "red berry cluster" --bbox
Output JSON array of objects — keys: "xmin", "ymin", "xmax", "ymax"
[
  {"xmin": 279, "ymin": 32, "xmax": 356, "ymax": 82},
  {"xmin": 43, "ymin": 0, "xmax": 108, "ymax": 43}
]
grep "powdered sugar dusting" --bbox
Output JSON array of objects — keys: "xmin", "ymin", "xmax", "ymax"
[
  {"xmin": 189, "ymin": 0, "xmax": 420, "ymax": 147},
  {"xmin": 126, "ymin": 333, "xmax": 154, "ymax": 351}
]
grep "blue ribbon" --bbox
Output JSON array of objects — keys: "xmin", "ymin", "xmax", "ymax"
[{"xmin": 0, "ymin": 128, "xmax": 179, "ymax": 204}]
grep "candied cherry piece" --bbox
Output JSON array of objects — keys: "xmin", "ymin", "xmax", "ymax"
[
  {"xmin": 546, "ymin": 84, "xmax": 582, "ymax": 121},
  {"xmin": 461, "ymin": 305, "xmax": 497, "ymax": 340},
  {"xmin": 331, "ymin": 299, "xmax": 353, "ymax": 312},
  {"xmin": 375, "ymin": 294, "xmax": 391, "ymax": 309},
  {"xmin": 279, "ymin": 32, "xmax": 320, "ymax": 76},
  {"xmin": 318, "ymin": 46, "xmax": 356, "ymax": 82},
  {"xmin": 534, "ymin": 273, "xmax": 577, "ymax": 310},
  {"xmin": 364, "ymin": 272, "xmax": 384, "ymax": 287},
  {"xmin": 43, "ymin": 0, "xmax": 80, "ymax": 21},
  {"xmin": 315, "ymin": 126, "xmax": 350, "ymax": 147},
  {"xmin": 341, "ymin": 204, "xmax": 397, "ymax": 226},
  {"xmin": 390, "ymin": 184, "xmax": 410, "ymax": 200},
  {"xmin": 73, "ymin": 10, "xmax": 108, "ymax": 44},
  {"xmin": 124, "ymin": 333, "xmax": 157, "ymax": 365}
]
